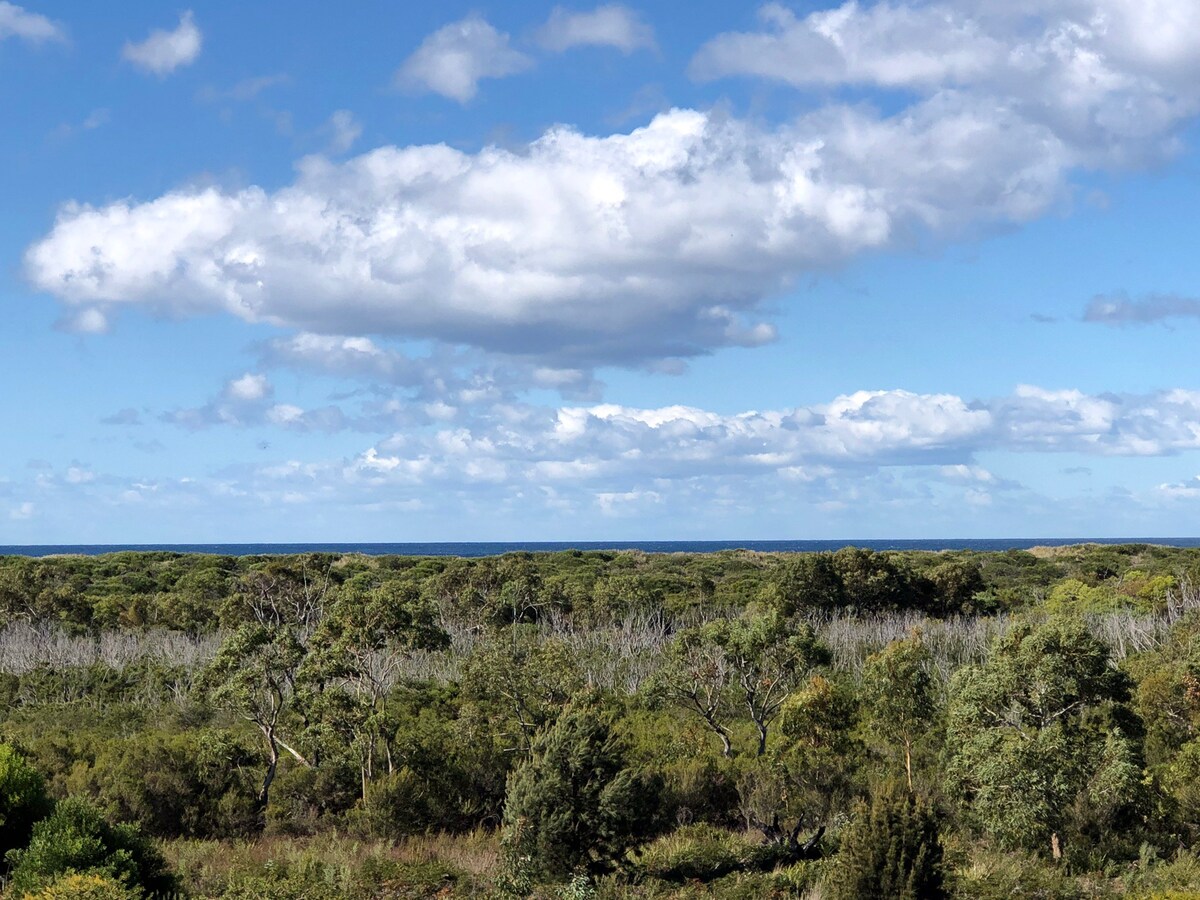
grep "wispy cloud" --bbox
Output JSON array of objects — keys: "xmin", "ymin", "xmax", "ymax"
[
  {"xmin": 197, "ymin": 73, "xmax": 289, "ymax": 103},
  {"xmin": 0, "ymin": 2, "xmax": 64, "ymax": 44},
  {"xmin": 1083, "ymin": 292, "xmax": 1200, "ymax": 326},
  {"xmin": 536, "ymin": 5, "xmax": 655, "ymax": 54},
  {"xmin": 123, "ymin": 10, "xmax": 202, "ymax": 76},
  {"xmin": 324, "ymin": 110, "xmax": 362, "ymax": 155},
  {"xmin": 395, "ymin": 15, "xmax": 532, "ymax": 102}
]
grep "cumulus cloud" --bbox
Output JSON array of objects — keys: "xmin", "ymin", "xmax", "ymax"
[
  {"xmin": 24, "ymin": 104, "xmax": 1068, "ymax": 368},
  {"xmin": 0, "ymin": 2, "xmax": 63, "ymax": 43},
  {"xmin": 1084, "ymin": 291, "xmax": 1200, "ymax": 325},
  {"xmin": 1159, "ymin": 476, "xmax": 1200, "ymax": 500},
  {"xmin": 26, "ymin": 0, "xmax": 1200, "ymax": 377},
  {"xmin": 164, "ymin": 372, "xmax": 352, "ymax": 433},
  {"xmin": 154, "ymin": 382, "xmax": 1195, "ymax": 530},
  {"xmin": 536, "ymin": 5, "xmax": 656, "ymax": 53},
  {"xmin": 692, "ymin": 0, "xmax": 1200, "ymax": 168},
  {"xmin": 158, "ymin": 383, "xmax": 1200, "ymax": 488},
  {"xmin": 20, "ymin": 382, "xmax": 1200, "ymax": 537},
  {"xmin": 8, "ymin": 501, "xmax": 35, "ymax": 521},
  {"xmin": 122, "ymin": 11, "xmax": 202, "ymax": 76},
  {"xmin": 395, "ymin": 15, "xmax": 532, "ymax": 102},
  {"xmin": 260, "ymin": 333, "xmax": 602, "ymax": 403}
]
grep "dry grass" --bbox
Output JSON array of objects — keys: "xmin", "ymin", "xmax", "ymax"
[{"xmin": 164, "ymin": 829, "xmax": 501, "ymax": 897}]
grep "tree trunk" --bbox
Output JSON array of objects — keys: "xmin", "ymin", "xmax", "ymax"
[
  {"xmin": 259, "ymin": 745, "xmax": 279, "ymax": 809},
  {"xmin": 904, "ymin": 738, "xmax": 913, "ymax": 791}
]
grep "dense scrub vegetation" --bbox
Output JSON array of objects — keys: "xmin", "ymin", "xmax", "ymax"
[{"xmin": 1, "ymin": 544, "xmax": 1200, "ymax": 897}]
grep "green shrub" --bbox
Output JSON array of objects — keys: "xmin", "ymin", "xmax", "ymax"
[
  {"xmin": 955, "ymin": 849, "xmax": 1086, "ymax": 900},
  {"xmin": 5, "ymin": 796, "xmax": 177, "ymax": 899},
  {"xmin": 826, "ymin": 782, "xmax": 947, "ymax": 900},
  {"xmin": 0, "ymin": 742, "xmax": 53, "ymax": 859},
  {"xmin": 16, "ymin": 872, "xmax": 140, "ymax": 900},
  {"xmin": 632, "ymin": 825, "xmax": 782, "ymax": 882},
  {"xmin": 502, "ymin": 692, "xmax": 662, "ymax": 879}
]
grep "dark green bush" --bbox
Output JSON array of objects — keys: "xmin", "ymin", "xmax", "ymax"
[
  {"xmin": 827, "ymin": 782, "xmax": 947, "ymax": 900},
  {"xmin": 5, "ymin": 796, "xmax": 177, "ymax": 898},
  {"xmin": 503, "ymin": 692, "xmax": 663, "ymax": 879}
]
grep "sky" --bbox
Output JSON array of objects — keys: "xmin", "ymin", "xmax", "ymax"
[{"xmin": 5, "ymin": 0, "xmax": 1200, "ymax": 543}]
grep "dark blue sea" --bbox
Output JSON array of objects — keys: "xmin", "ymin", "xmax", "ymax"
[{"xmin": 3, "ymin": 539, "xmax": 1200, "ymax": 558}]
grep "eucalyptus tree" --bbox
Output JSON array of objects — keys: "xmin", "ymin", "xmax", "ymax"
[
  {"xmin": 736, "ymin": 674, "xmax": 863, "ymax": 857},
  {"xmin": 946, "ymin": 616, "xmax": 1147, "ymax": 862},
  {"xmin": 656, "ymin": 611, "xmax": 829, "ymax": 758},
  {"xmin": 861, "ymin": 632, "xmax": 937, "ymax": 790},
  {"xmin": 305, "ymin": 575, "xmax": 448, "ymax": 800}
]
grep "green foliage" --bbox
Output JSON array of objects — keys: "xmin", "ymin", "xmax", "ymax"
[
  {"xmin": 827, "ymin": 781, "xmax": 947, "ymax": 900},
  {"xmin": 68, "ymin": 729, "xmax": 259, "ymax": 839},
  {"xmin": 0, "ymin": 742, "xmax": 52, "ymax": 859},
  {"xmin": 6, "ymin": 546, "xmax": 1200, "ymax": 894},
  {"xmin": 954, "ymin": 849, "xmax": 1087, "ymax": 899},
  {"xmin": 1045, "ymin": 578, "xmax": 1135, "ymax": 615},
  {"xmin": 736, "ymin": 675, "xmax": 862, "ymax": 847},
  {"xmin": 946, "ymin": 616, "xmax": 1147, "ymax": 861},
  {"xmin": 632, "ymin": 824, "xmax": 782, "ymax": 882},
  {"xmin": 5, "ymin": 796, "xmax": 177, "ymax": 898},
  {"xmin": 16, "ymin": 872, "xmax": 141, "ymax": 900},
  {"xmin": 502, "ymin": 692, "xmax": 662, "ymax": 879},
  {"xmin": 861, "ymin": 633, "xmax": 936, "ymax": 788},
  {"xmin": 462, "ymin": 626, "xmax": 585, "ymax": 752}
]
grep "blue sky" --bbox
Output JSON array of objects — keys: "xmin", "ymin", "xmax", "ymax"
[{"xmin": 5, "ymin": 0, "xmax": 1200, "ymax": 542}]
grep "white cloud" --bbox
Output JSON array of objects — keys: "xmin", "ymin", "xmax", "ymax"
[
  {"xmin": 122, "ymin": 11, "xmax": 202, "ymax": 76},
  {"xmin": 692, "ymin": 0, "xmax": 1200, "ymax": 168},
  {"xmin": 24, "ymin": 105, "xmax": 1062, "ymax": 368},
  {"xmin": 165, "ymin": 372, "xmax": 354, "ymax": 433},
  {"xmin": 226, "ymin": 372, "xmax": 271, "ymax": 402},
  {"xmin": 8, "ymin": 501, "xmax": 34, "ymax": 520},
  {"xmin": 1159, "ymin": 477, "xmax": 1200, "ymax": 500},
  {"xmin": 59, "ymin": 307, "xmax": 109, "ymax": 334},
  {"xmin": 537, "ymin": 5, "xmax": 656, "ymax": 53},
  {"xmin": 0, "ymin": 2, "xmax": 63, "ymax": 43},
  {"xmin": 65, "ymin": 466, "xmax": 95, "ymax": 485},
  {"xmin": 395, "ymin": 15, "xmax": 532, "ymax": 102},
  {"xmin": 26, "ymin": 1, "xmax": 1200, "ymax": 377},
  {"xmin": 20, "ymin": 381, "xmax": 1200, "ymax": 536}
]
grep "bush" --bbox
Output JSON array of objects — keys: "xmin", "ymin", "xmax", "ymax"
[
  {"xmin": 16, "ymin": 872, "xmax": 140, "ymax": 900},
  {"xmin": 68, "ymin": 730, "xmax": 259, "ymax": 839},
  {"xmin": 955, "ymin": 849, "xmax": 1086, "ymax": 900},
  {"xmin": 502, "ymin": 692, "xmax": 662, "ymax": 879},
  {"xmin": 5, "ymin": 796, "xmax": 177, "ymax": 899},
  {"xmin": 0, "ymin": 742, "xmax": 53, "ymax": 859},
  {"xmin": 827, "ymin": 782, "xmax": 947, "ymax": 900},
  {"xmin": 632, "ymin": 825, "xmax": 782, "ymax": 882}
]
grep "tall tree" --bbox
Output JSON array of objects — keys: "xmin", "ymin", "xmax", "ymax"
[
  {"xmin": 861, "ymin": 633, "xmax": 937, "ymax": 789},
  {"xmin": 946, "ymin": 617, "xmax": 1146, "ymax": 862}
]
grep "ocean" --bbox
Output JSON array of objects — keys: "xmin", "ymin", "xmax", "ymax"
[{"xmin": 3, "ymin": 538, "xmax": 1200, "ymax": 558}]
